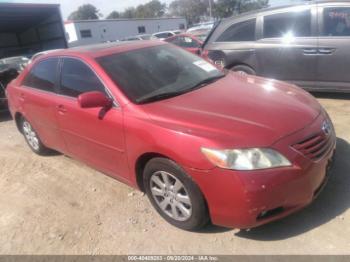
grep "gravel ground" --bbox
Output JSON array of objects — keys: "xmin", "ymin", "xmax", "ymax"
[{"xmin": 0, "ymin": 93, "xmax": 349, "ymax": 255}]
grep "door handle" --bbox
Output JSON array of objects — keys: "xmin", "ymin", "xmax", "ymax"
[
  {"xmin": 303, "ymin": 48, "xmax": 318, "ymax": 55},
  {"xmin": 318, "ymin": 48, "xmax": 335, "ymax": 55},
  {"xmin": 57, "ymin": 104, "xmax": 67, "ymax": 113}
]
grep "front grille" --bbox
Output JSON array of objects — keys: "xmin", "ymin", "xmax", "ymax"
[{"xmin": 292, "ymin": 132, "xmax": 334, "ymax": 161}]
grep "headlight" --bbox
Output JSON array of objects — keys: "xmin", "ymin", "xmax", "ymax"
[{"xmin": 201, "ymin": 147, "xmax": 291, "ymax": 171}]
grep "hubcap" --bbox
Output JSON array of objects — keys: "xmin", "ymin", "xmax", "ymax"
[
  {"xmin": 23, "ymin": 121, "xmax": 39, "ymax": 151},
  {"xmin": 150, "ymin": 171, "xmax": 192, "ymax": 221},
  {"xmin": 235, "ymin": 70, "xmax": 248, "ymax": 76}
]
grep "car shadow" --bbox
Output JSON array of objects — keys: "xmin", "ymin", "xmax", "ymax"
[
  {"xmin": 0, "ymin": 111, "xmax": 12, "ymax": 122},
  {"xmin": 311, "ymin": 92, "xmax": 350, "ymax": 100},
  {"xmin": 235, "ymin": 138, "xmax": 350, "ymax": 241},
  {"xmin": 198, "ymin": 223, "xmax": 232, "ymax": 234}
]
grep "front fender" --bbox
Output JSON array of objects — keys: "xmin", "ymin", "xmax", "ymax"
[{"xmin": 123, "ymin": 111, "xmax": 216, "ymax": 187}]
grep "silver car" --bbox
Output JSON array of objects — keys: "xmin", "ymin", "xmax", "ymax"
[{"xmin": 203, "ymin": 1, "xmax": 350, "ymax": 93}]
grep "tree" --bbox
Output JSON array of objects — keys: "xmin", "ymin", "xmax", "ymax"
[
  {"xmin": 112, "ymin": 0, "xmax": 166, "ymax": 19},
  {"xmin": 169, "ymin": 0, "xmax": 208, "ymax": 25},
  {"xmin": 213, "ymin": 0, "xmax": 269, "ymax": 18},
  {"xmin": 213, "ymin": 0, "xmax": 238, "ymax": 18},
  {"xmin": 106, "ymin": 11, "xmax": 121, "ymax": 19},
  {"xmin": 121, "ymin": 7, "xmax": 137, "ymax": 18},
  {"xmin": 68, "ymin": 4, "xmax": 101, "ymax": 20},
  {"xmin": 141, "ymin": 0, "xmax": 166, "ymax": 17},
  {"xmin": 122, "ymin": 0, "xmax": 166, "ymax": 19},
  {"xmin": 237, "ymin": 0, "xmax": 269, "ymax": 14}
]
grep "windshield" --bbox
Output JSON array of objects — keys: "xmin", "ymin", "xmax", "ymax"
[{"xmin": 97, "ymin": 45, "xmax": 224, "ymax": 104}]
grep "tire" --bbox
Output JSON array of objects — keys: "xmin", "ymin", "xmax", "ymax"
[
  {"xmin": 144, "ymin": 157, "xmax": 209, "ymax": 231},
  {"xmin": 231, "ymin": 65, "xmax": 256, "ymax": 76},
  {"xmin": 21, "ymin": 117, "xmax": 53, "ymax": 156}
]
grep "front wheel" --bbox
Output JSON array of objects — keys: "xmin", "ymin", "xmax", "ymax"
[
  {"xmin": 231, "ymin": 65, "xmax": 256, "ymax": 76},
  {"xmin": 144, "ymin": 158, "xmax": 209, "ymax": 231},
  {"xmin": 21, "ymin": 118, "xmax": 53, "ymax": 156}
]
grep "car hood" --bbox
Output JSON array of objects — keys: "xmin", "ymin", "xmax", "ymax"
[{"xmin": 141, "ymin": 73, "xmax": 321, "ymax": 147}]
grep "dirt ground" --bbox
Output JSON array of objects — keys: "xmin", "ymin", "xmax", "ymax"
[{"xmin": 0, "ymin": 93, "xmax": 349, "ymax": 255}]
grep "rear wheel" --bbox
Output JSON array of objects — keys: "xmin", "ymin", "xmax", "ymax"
[
  {"xmin": 21, "ymin": 118, "xmax": 53, "ymax": 156},
  {"xmin": 144, "ymin": 158, "xmax": 209, "ymax": 231},
  {"xmin": 231, "ymin": 65, "xmax": 256, "ymax": 76}
]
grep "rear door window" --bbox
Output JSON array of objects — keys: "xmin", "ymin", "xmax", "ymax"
[
  {"xmin": 60, "ymin": 58, "xmax": 106, "ymax": 98},
  {"xmin": 23, "ymin": 58, "xmax": 59, "ymax": 92},
  {"xmin": 263, "ymin": 10, "xmax": 312, "ymax": 38},
  {"xmin": 216, "ymin": 19, "xmax": 256, "ymax": 42},
  {"xmin": 322, "ymin": 7, "xmax": 350, "ymax": 36}
]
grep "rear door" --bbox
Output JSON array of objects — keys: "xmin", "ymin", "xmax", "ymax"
[
  {"xmin": 255, "ymin": 6, "xmax": 318, "ymax": 87},
  {"xmin": 316, "ymin": 4, "xmax": 350, "ymax": 92},
  {"xmin": 20, "ymin": 58, "xmax": 66, "ymax": 152},
  {"xmin": 55, "ymin": 57, "xmax": 128, "ymax": 180}
]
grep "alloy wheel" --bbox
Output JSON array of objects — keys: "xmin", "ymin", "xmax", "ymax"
[
  {"xmin": 22, "ymin": 121, "xmax": 40, "ymax": 151},
  {"xmin": 235, "ymin": 70, "xmax": 248, "ymax": 76},
  {"xmin": 150, "ymin": 171, "xmax": 192, "ymax": 221}
]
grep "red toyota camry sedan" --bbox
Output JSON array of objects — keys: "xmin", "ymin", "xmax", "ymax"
[{"xmin": 6, "ymin": 41, "xmax": 336, "ymax": 231}]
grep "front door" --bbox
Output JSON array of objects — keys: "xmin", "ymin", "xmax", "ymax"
[
  {"xmin": 255, "ymin": 7, "xmax": 318, "ymax": 88},
  {"xmin": 316, "ymin": 5, "xmax": 350, "ymax": 92},
  {"xmin": 55, "ymin": 57, "xmax": 128, "ymax": 180}
]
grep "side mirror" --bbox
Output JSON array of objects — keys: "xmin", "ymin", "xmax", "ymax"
[{"xmin": 78, "ymin": 91, "xmax": 113, "ymax": 109}]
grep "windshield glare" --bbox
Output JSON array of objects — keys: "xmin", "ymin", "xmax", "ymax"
[{"xmin": 97, "ymin": 45, "xmax": 223, "ymax": 104}]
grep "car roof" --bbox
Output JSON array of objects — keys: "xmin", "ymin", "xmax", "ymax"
[
  {"xmin": 42, "ymin": 40, "xmax": 166, "ymax": 60},
  {"xmin": 153, "ymin": 31, "xmax": 174, "ymax": 35},
  {"xmin": 36, "ymin": 49, "xmax": 63, "ymax": 55},
  {"xmin": 220, "ymin": 0, "xmax": 349, "ymax": 22}
]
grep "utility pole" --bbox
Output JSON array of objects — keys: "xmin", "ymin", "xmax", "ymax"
[{"xmin": 209, "ymin": 0, "xmax": 212, "ymax": 20}]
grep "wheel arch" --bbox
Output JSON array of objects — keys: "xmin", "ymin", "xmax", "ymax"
[
  {"xmin": 134, "ymin": 151, "xmax": 210, "ymax": 218},
  {"xmin": 14, "ymin": 112, "xmax": 24, "ymax": 133},
  {"xmin": 227, "ymin": 62, "xmax": 255, "ymax": 71},
  {"xmin": 135, "ymin": 152, "xmax": 170, "ymax": 192}
]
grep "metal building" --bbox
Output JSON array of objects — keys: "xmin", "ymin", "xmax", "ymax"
[
  {"xmin": 65, "ymin": 18, "xmax": 187, "ymax": 47},
  {"xmin": 0, "ymin": 3, "xmax": 67, "ymax": 59}
]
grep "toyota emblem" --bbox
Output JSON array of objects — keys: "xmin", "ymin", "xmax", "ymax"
[{"xmin": 322, "ymin": 121, "xmax": 332, "ymax": 136}]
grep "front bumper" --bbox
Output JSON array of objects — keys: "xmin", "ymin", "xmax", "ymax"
[{"xmin": 186, "ymin": 114, "xmax": 336, "ymax": 229}]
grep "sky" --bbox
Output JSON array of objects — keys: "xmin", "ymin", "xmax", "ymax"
[
  {"xmin": 0, "ymin": 0, "xmax": 304, "ymax": 19},
  {"xmin": 0, "ymin": 0, "xmax": 173, "ymax": 18}
]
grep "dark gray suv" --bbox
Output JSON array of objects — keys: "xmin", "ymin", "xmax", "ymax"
[{"xmin": 203, "ymin": 1, "xmax": 350, "ymax": 93}]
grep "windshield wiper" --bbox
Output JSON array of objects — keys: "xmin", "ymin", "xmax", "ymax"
[
  {"xmin": 137, "ymin": 91, "xmax": 186, "ymax": 104},
  {"xmin": 137, "ymin": 74, "xmax": 225, "ymax": 104},
  {"xmin": 187, "ymin": 74, "xmax": 225, "ymax": 92}
]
